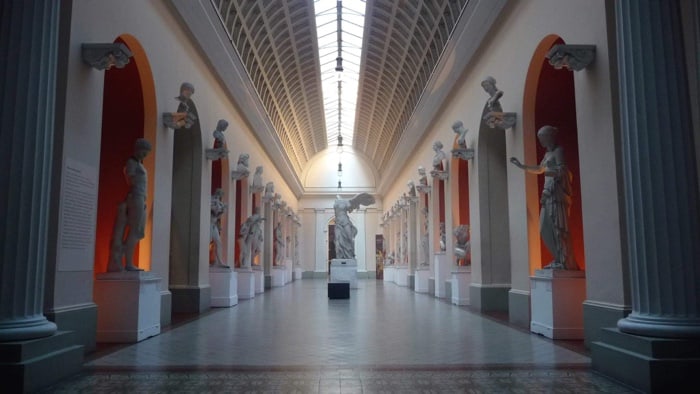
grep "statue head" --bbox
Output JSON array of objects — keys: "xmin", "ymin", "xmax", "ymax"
[
  {"xmin": 213, "ymin": 188, "xmax": 225, "ymax": 199},
  {"xmin": 432, "ymin": 140, "xmax": 443, "ymax": 151},
  {"xmin": 216, "ymin": 119, "xmax": 229, "ymax": 131},
  {"xmin": 179, "ymin": 82, "xmax": 195, "ymax": 98},
  {"xmin": 452, "ymin": 120, "xmax": 464, "ymax": 133},
  {"xmin": 133, "ymin": 138, "xmax": 152, "ymax": 160},
  {"xmin": 418, "ymin": 166, "xmax": 426, "ymax": 176},
  {"xmin": 537, "ymin": 125, "xmax": 558, "ymax": 148},
  {"xmin": 255, "ymin": 166, "xmax": 263, "ymax": 175},
  {"xmin": 238, "ymin": 153, "xmax": 249, "ymax": 165},
  {"xmin": 481, "ymin": 76, "xmax": 497, "ymax": 94}
]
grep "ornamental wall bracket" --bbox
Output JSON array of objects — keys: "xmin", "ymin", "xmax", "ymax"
[
  {"xmin": 81, "ymin": 43, "xmax": 132, "ymax": 70},
  {"xmin": 451, "ymin": 147, "xmax": 475, "ymax": 161},
  {"xmin": 231, "ymin": 168, "xmax": 250, "ymax": 181},
  {"xmin": 416, "ymin": 184, "xmax": 432, "ymax": 195},
  {"xmin": 430, "ymin": 169, "xmax": 449, "ymax": 181},
  {"xmin": 546, "ymin": 44, "xmax": 596, "ymax": 71},
  {"xmin": 205, "ymin": 147, "xmax": 229, "ymax": 161},
  {"xmin": 484, "ymin": 111, "xmax": 517, "ymax": 130}
]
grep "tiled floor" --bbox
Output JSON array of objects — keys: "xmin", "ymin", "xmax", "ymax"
[{"xmin": 43, "ymin": 279, "xmax": 638, "ymax": 393}]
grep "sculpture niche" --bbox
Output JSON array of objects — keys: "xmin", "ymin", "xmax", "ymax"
[
  {"xmin": 107, "ymin": 138, "xmax": 151, "ymax": 272},
  {"xmin": 238, "ymin": 207, "xmax": 264, "ymax": 269},
  {"xmin": 333, "ymin": 193, "xmax": 376, "ymax": 259},
  {"xmin": 510, "ymin": 125, "xmax": 578, "ymax": 270}
]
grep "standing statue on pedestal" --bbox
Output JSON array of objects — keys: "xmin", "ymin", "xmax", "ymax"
[
  {"xmin": 454, "ymin": 224, "xmax": 471, "ymax": 266},
  {"xmin": 333, "ymin": 193, "xmax": 376, "ymax": 259},
  {"xmin": 274, "ymin": 221, "xmax": 285, "ymax": 266},
  {"xmin": 420, "ymin": 207, "xmax": 430, "ymax": 266},
  {"xmin": 238, "ymin": 207, "xmax": 264, "ymax": 268},
  {"xmin": 210, "ymin": 188, "xmax": 228, "ymax": 268},
  {"xmin": 510, "ymin": 125, "xmax": 577, "ymax": 270},
  {"xmin": 108, "ymin": 138, "xmax": 152, "ymax": 272},
  {"xmin": 439, "ymin": 222, "xmax": 447, "ymax": 252}
]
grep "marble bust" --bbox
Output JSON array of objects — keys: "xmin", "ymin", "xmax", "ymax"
[
  {"xmin": 231, "ymin": 153, "xmax": 250, "ymax": 180},
  {"xmin": 251, "ymin": 166, "xmax": 264, "ymax": 193}
]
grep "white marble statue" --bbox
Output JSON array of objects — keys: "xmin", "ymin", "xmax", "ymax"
[
  {"xmin": 481, "ymin": 76, "xmax": 503, "ymax": 112},
  {"xmin": 432, "ymin": 141, "xmax": 448, "ymax": 172},
  {"xmin": 107, "ymin": 138, "xmax": 152, "ymax": 272},
  {"xmin": 238, "ymin": 207, "xmax": 264, "ymax": 268},
  {"xmin": 231, "ymin": 153, "xmax": 250, "ymax": 180},
  {"xmin": 453, "ymin": 224, "xmax": 471, "ymax": 266},
  {"xmin": 333, "ymin": 193, "xmax": 376, "ymax": 259},
  {"xmin": 251, "ymin": 165, "xmax": 264, "ymax": 193},
  {"xmin": 206, "ymin": 119, "xmax": 229, "ymax": 160},
  {"xmin": 274, "ymin": 221, "xmax": 285, "ymax": 266},
  {"xmin": 263, "ymin": 182, "xmax": 275, "ymax": 202},
  {"xmin": 451, "ymin": 120, "xmax": 474, "ymax": 160},
  {"xmin": 210, "ymin": 188, "xmax": 228, "ymax": 267},
  {"xmin": 407, "ymin": 180, "xmax": 417, "ymax": 198},
  {"xmin": 510, "ymin": 125, "xmax": 577, "ymax": 270},
  {"xmin": 420, "ymin": 207, "xmax": 430, "ymax": 266},
  {"xmin": 439, "ymin": 222, "xmax": 446, "ymax": 252}
]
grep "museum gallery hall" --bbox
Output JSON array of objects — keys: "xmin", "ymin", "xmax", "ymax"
[{"xmin": 1, "ymin": 1, "xmax": 699, "ymax": 393}]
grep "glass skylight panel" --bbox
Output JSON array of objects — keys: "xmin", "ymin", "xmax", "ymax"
[{"xmin": 315, "ymin": 0, "xmax": 366, "ymax": 147}]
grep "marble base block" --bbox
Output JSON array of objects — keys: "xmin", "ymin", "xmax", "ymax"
[
  {"xmin": 330, "ymin": 259, "xmax": 358, "ymax": 289},
  {"xmin": 236, "ymin": 269, "xmax": 255, "ymax": 299},
  {"xmin": 395, "ymin": 266, "xmax": 409, "ymax": 286},
  {"xmin": 272, "ymin": 266, "xmax": 286, "ymax": 287},
  {"xmin": 94, "ymin": 271, "xmax": 161, "ymax": 343},
  {"xmin": 253, "ymin": 267, "xmax": 264, "ymax": 293},
  {"xmin": 434, "ymin": 253, "xmax": 449, "ymax": 298},
  {"xmin": 414, "ymin": 268, "xmax": 430, "ymax": 293},
  {"xmin": 451, "ymin": 268, "xmax": 471, "ymax": 305},
  {"xmin": 530, "ymin": 269, "xmax": 586, "ymax": 339},
  {"xmin": 383, "ymin": 265, "xmax": 395, "ymax": 283},
  {"xmin": 209, "ymin": 267, "xmax": 238, "ymax": 307},
  {"xmin": 294, "ymin": 267, "xmax": 302, "ymax": 280}
]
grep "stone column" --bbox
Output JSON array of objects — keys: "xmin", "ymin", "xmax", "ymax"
[
  {"xmin": 408, "ymin": 198, "xmax": 418, "ymax": 274},
  {"xmin": 0, "ymin": 1, "xmax": 60, "ymax": 342},
  {"xmin": 615, "ymin": 0, "xmax": 700, "ymax": 339}
]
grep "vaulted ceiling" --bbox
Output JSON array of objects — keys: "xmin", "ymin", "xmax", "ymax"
[{"xmin": 211, "ymin": 0, "xmax": 469, "ymax": 181}]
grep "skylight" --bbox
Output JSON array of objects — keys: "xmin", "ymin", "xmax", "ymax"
[{"xmin": 314, "ymin": 0, "xmax": 366, "ymax": 147}]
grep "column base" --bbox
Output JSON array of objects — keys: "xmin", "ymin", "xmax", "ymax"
[
  {"xmin": 451, "ymin": 268, "xmax": 471, "ymax": 305},
  {"xmin": 592, "ymin": 328, "xmax": 700, "ymax": 393},
  {"xmin": 530, "ymin": 269, "xmax": 586, "ymax": 339},
  {"xmin": 95, "ymin": 271, "xmax": 162, "ymax": 343},
  {"xmin": 294, "ymin": 267, "xmax": 303, "ymax": 280},
  {"xmin": 508, "ymin": 289, "xmax": 531, "ymax": 329},
  {"xmin": 383, "ymin": 266, "xmax": 395, "ymax": 283},
  {"xmin": 170, "ymin": 284, "xmax": 211, "ymax": 314},
  {"xmin": 46, "ymin": 303, "xmax": 98, "ymax": 353},
  {"xmin": 470, "ymin": 283, "xmax": 510, "ymax": 312},
  {"xmin": 0, "ymin": 331, "xmax": 83, "ymax": 393},
  {"xmin": 209, "ymin": 267, "xmax": 238, "ymax": 307},
  {"xmin": 414, "ymin": 268, "xmax": 430, "ymax": 293}
]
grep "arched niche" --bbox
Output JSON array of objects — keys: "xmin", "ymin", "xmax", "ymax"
[
  {"xmin": 210, "ymin": 137, "xmax": 230, "ymax": 266},
  {"xmin": 450, "ymin": 141, "xmax": 470, "ymax": 265},
  {"xmin": 522, "ymin": 35, "xmax": 585, "ymax": 273},
  {"xmin": 94, "ymin": 34, "xmax": 157, "ymax": 274}
]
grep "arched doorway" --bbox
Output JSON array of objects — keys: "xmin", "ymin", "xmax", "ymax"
[
  {"xmin": 94, "ymin": 34, "xmax": 157, "ymax": 275},
  {"xmin": 522, "ymin": 35, "xmax": 585, "ymax": 273}
]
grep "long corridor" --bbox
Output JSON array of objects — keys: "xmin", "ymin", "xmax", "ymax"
[{"xmin": 44, "ymin": 279, "xmax": 636, "ymax": 393}]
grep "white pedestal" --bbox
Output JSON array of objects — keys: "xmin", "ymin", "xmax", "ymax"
[
  {"xmin": 434, "ymin": 253, "xmax": 449, "ymax": 298},
  {"xmin": 236, "ymin": 269, "xmax": 255, "ymax": 300},
  {"xmin": 451, "ymin": 267, "xmax": 471, "ymax": 305},
  {"xmin": 384, "ymin": 266, "xmax": 395, "ymax": 283},
  {"xmin": 94, "ymin": 271, "xmax": 161, "ymax": 343},
  {"xmin": 294, "ymin": 267, "xmax": 302, "ymax": 280},
  {"xmin": 330, "ymin": 258, "xmax": 358, "ymax": 289},
  {"xmin": 253, "ymin": 267, "xmax": 264, "ymax": 293},
  {"xmin": 272, "ymin": 266, "xmax": 286, "ymax": 287},
  {"xmin": 209, "ymin": 267, "xmax": 238, "ymax": 307},
  {"xmin": 415, "ymin": 268, "xmax": 430, "ymax": 293},
  {"xmin": 395, "ymin": 266, "xmax": 409, "ymax": 286},
  {"xmin": 530, "ymin": 269, "xmax": 586, "ymax": 339},
  {"xmin": 285, "ymin": 259, "xmax": 293, "ymax": 283}
]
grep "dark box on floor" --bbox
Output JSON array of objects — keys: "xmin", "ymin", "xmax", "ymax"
[{"xmin": 328, "ymin": 282, "xmax": 350, "ymax": 299}]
